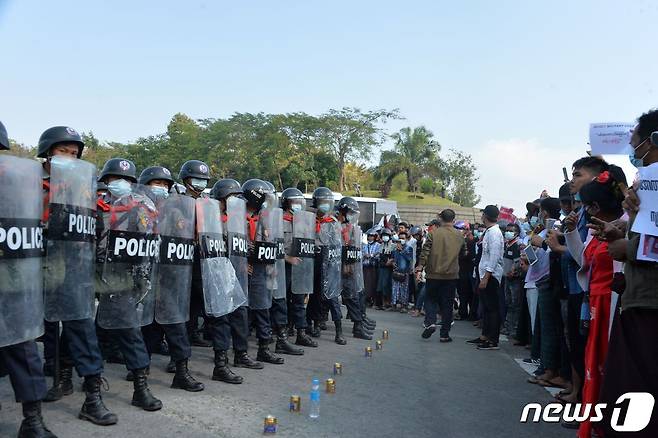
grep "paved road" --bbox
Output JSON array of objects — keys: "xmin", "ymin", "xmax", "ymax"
[{"xmin": 1, "ymin": 309, "xmax": 574, "ymax": 438}]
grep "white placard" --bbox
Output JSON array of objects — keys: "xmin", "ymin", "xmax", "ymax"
[
  {"xmin": 589, "ymin": 122, "xmax": 634, "ymax": 155},
  {"xmin": 630, "ymin": 163, "xmax": 658, "ymax": 236}
]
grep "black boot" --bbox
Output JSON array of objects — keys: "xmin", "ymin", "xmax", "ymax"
[
  {"xmin": 233, "ymin": 350, "xmax": 264, "ymax": 369},
  {"xmin": 353, "ymin": 321, "xmax": 373, "ymax": 340},
  {"xmin": 362, "ymin": 318, "xmax": 376, "ymax": 330},
  {"xmin": 165, "ymin": 359, "xmax": 176, "ymax": 373},
  {"xmin": 126, "ymin": 365, "xmax": 149, "ymax": 382},
  {"xmin": 131, "ymin": 368, "xmax": 162, "ymax": 411},
  {"xmin": 319, "ymin": 321, "xmax": 328, "ymax": 330},
  {"xmin": 78, "ymin": 375, "xmax": 118, "ymax": 426},
  {"xmin": 172, "ymin": 359, "xmax": 205, "ymax": 391},
  {"xmin": 286, "ymin": 323, "xmax": 296, "ymax": 338},
  {"xmin": 43, "ymin": 366, "xmax": 73, "ymax": 402},
  {"xmin": 295, "ymin": 329, "xmax": 318, "ymax": 348},
  {"xmin": 256, "ymin": 340, "xmax": 284, "ymax": 364},
  {"xmin": 334, "ymin": 321, "xmax": 347, "ymax": 345},
  {"xmin": 212, "ymin": 351, "xmax": 243, "ymax": 384},
  {"xmin": 18, "ymin": 401, "xmax": 57, "ymax": 438},
  {"xmin": 364, "ymin": 315, "xmax": 376, "ymax": 326},
  {"xmin": 275, "ymin": 328, "xmax": 304, "ymax": 355},
  {"xmin": 309, "ymin": 321, "xmax": 321, "ymax": 338}
]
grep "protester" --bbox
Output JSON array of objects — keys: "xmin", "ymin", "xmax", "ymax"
[
  {"xmin": 391, "ymin": 232, "xmax": 413, "ymax": 312},
  {"xmin": 362, "ymin": 229, "xmax": 381, "ymax": 308},
  {"xmin": 417, "ymin": 209, "xmax": 465, "ymax": 342},
  {"xmin": 502, "ymin": 223, "xmax": 523, "ymax": 339},
  {"xmin": 469, "ymin": 206, "xmax": 504, "ymax": 350},
  {"xmin": 376, "ymin": 228, "xmax": 395, "ymax": 310}
]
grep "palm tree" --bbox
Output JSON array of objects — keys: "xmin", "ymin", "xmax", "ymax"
[{"xmin": 375, "ymin": 126, "xmax": 442, "ymax": 197}]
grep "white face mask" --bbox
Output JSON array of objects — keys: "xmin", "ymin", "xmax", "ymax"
[
  {"xmin": 381, "ymin": 236, "xmax": 390, "ymax": 242},
  {"xmin": 346, "ymin": 212, "xmax": 359, "ymax": 223},
  {"xmin": 49, "ymin": 155, "xmax": 76, "ymax": 171},
  {"xmin": 151, "ymin": 186, "xmax": 169, "ymax": 199},
  {"xmin": 318, "ymin": 203, "xmax": 331, "ymax": 214},
  {"xmin": 190, "ymin": 178, "xmax": 208, "ymax": 192},
  {"xmin": 291, "ymin": 204, "xmax": 303, "ymax": 213}
]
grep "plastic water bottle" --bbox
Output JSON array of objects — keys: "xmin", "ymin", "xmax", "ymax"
[{"xmin": 309, "ymin": 378, "xmax": 320, "ymax": 419}]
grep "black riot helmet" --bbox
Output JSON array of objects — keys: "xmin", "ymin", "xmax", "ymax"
[
  {"xmin": 281, "ymin": 187, "xmax": 305, "ymax": 211},
  {"xmin": 336, "ymin": 196, "xmax": 360, "ymax": 215},
  {"xmin": 210, "ymin": 178, "xmax": 242, "ymax": 200},
  {"xmin": 311, "ymin": 187, "xmax": 334, "ymax": 209},
  {"xmin": 138, "ymin": 166, "xmax": 175, "ymax": 188},
  {"xmin": 241, "ymin": 179, "xmax": 272, "ymax": 210},
  {"xmin": 98, "ymin": 158, "xmax": 137, "ymax": 183},
  {"xmin": 179, "ymin": 160, "xmax": 210, "ymax": 182},
  {"xmin": 0, "ymin": 121, "xmax": 9, "ymax": 150},
  {"xmin": 37, "ymin": 126, "xmax": 84, "ymax": 158},
  {"xmin": 409, "ymin": 225, "xmax": 422, "ymax": 237}
]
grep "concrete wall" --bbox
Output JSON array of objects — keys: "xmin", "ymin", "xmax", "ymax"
[{"xmin": 397, "ymin": 204, "xmax": 481, "ymax": 226}]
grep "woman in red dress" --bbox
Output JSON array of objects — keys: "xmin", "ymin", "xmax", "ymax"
[{"xmin": 573, "ymin": 169, "xmax": 626, "ymax": 438}]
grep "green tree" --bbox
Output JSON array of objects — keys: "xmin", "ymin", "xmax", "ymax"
[
  {"xmin": 444, "ymin": 149, "xmax": 480, "ymax": 207},
  {"xmin": 374, "ymin": 126, "xmax": 443, "ymax": 197},
  {"xmin": 317, "ymin": 107, "xmax": 400, "ymax": 191}
]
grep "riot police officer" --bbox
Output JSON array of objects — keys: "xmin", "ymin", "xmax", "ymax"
[
  {"xmin": 306, "ymin": 187, "xmax": 348, "ymax": 345},
  {"xmin": 38, "ymin": 126, "xmax": 118, "ymax": 425},
  {"xmin": 181, "ymin": 162, "xmax": 246, "ymax": 384},
  {"xmin": 0, "ymin": 121, "xmax": 57, "ymax": 437},
  {"xmin": 209, "ymin": 179, "xmax": 264, "ymax": 371},
  {"xmin": 242, "ymin": 179, "xmax": 284, "ymax": 364},
  {"xmin": 280, "ymin": 188, "xmax": 317, "ymax": 347},
  {"xmin": 336, "ymin": 197, "xmax": 373, "ymax": 339},
  {"xmin": 138, "ymin": 166, "xmax": 204, "ymax": 392},
  {"xmin": 263, "ymin": 183, "xmax": 304, "ymax": 356},
  {"xmin": 96, "ymin": 158, "xmax": 162, "ymax": 411}
]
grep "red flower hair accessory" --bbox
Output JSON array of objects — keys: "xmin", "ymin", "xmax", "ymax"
[{"xmin": 596, "ymin": 171, "xmax": 610, "ymax": 183}]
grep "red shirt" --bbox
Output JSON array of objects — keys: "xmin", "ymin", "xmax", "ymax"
[{"xmin": 583, "ymin": 239, "xmax": 613, "ymax": 297}]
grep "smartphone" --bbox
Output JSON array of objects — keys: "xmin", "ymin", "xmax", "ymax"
[
  {"xmin": 545, "ymin": 218, "xmax": 557, "ymax": 230},
  {"xmin": 523, "ymin": 245, "xmax": 538, "ymax": 266}
]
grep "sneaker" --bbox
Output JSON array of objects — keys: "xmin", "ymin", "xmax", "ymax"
[
  {"xmin": 466, "ymin": 337, "xmax": 484, "ymax": 344},
  {"xmin": 523, "ymin": 358, "xmax": 541, "ymax": 366},
  {"xmin": 477, "ymin": 341, "xmax": 500, "ymax": 350},
  {"xmin": 439, "ymin": 337, "xmax": 453, "ymax": 343},
  {"xmin": 421, "ymin": 325, "xmax": 436, "ymax": 339}
]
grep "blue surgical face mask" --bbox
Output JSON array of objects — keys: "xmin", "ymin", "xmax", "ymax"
[
  {"xmin": 629, "ymin": 137, "xmax": 651, "ymax": 168},
  {"xmin": 574, "ymin": 192, "xmax": 582, "ymax": 202},
  {"xmin": 346, "ymin": 212, "xmax": 359, "ymax": 223},
  {"xmin": 291, "ymin": 204, "xmax": 303, "ymax": 214},
  {"xmin": 474, "ymin": 230, "xmax": 482, "ymax": 239},
  {"xmin": 381, "ymin": 235, "xmax": 390, "ymax": 242},
  {"xmin": 318, "ymin": 203, "xmax": 331, "ymax": 214},
  {"xmin": 151, "ymin": 186, "xmax": 169, "ymax": 199},
  {"xmin": 529, "ymin": 216, "xmax": 539, "ymax": 227},
  {"xmin": 49, "ymin": 155, "xmax": 76, "ymax": 171},
  {"xmin": 107, "ymin": 179, "xmax": 132, "ymax": 197},
  {"xmin": 504, "ymin": 231, "xmax": 515, "ymax": 241},
  {"xmin": 189, "ymin": 178, "xmax": 208, "ymax": 192}
]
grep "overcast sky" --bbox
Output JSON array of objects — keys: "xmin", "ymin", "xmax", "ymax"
[{"xmin": 2, "ymin": 0, "xmax": 656, "ymax": 212}]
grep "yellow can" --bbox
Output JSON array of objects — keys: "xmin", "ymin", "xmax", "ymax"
[
  {"xmin": 325, "ymin": 378, "xmax": 336, "ymax": 394},
  {"xmin": 263, "ymin": 415, "xmax": 277, "ymax": 434},
  {"xmin": 376, "ymin": 340, "xmax": 383, "ymax": 350},
  {"xmin": 289, "ymin": 395, "xmax": 301, "ymax": 413},
  {"xmin": 333, "ymin": 362, "xmax": 342, "ymax": 375},
  {"xmin": 365, "ymin": 346, "xmax": 373, "ymax": 358}
]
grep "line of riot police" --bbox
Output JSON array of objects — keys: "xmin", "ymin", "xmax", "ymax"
[{"xmin": 0, "ymin": 122, "xmax": 374, "ymax": 438}]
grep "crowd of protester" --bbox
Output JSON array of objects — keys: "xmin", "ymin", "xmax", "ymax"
[{"xmin": 364, "ymin": 108, "xmax": 658, "ymax": 437}]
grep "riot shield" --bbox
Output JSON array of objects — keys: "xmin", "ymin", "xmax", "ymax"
[
  {"xmin": 342, "ymin": 224, "xmax": 364, "ymax": 298},
  {"xmin": 290, "ymin": 210, "xmax": 315, "ymax": 295},
  {"xmin": 226, "ymin": 196, "xmax": 249, "ymax": 302},
  {"xmin": 0, "ymin": 156, "xmax": 44, "ymax": 347},
  {"xmin": 44, "ymin": 158, "xmax": 97, "ymax": 322},
  {"xmin": 154, "ymin": 194, "xmax": 195, "ymax": 324},
  {"xmin": 271, "ymin": 208, "xmax": 286, "ymax": 300},
  {"xmin": 318, "ymin": 220, "xmax": 342, "ymax": 300},
  {"xmin": 196, "ymin": 197, "xmax": 246, "ymax": 317},
  {"xmin": 96, "ymin": 185, "xmax": 158, "ymax": 329},
  {"xmin": 248, "ymin": 204, "xmax": 276, "ymax": 310}
]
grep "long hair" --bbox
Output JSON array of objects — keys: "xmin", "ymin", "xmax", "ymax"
[{"xmin": 579, "ymin": 164, "xmax": 626, "ymax": 218}]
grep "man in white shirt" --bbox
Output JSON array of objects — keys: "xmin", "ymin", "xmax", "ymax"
[{"xmin": 474, "ymin": 205, "xmax": 505, "ymax": 350}]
